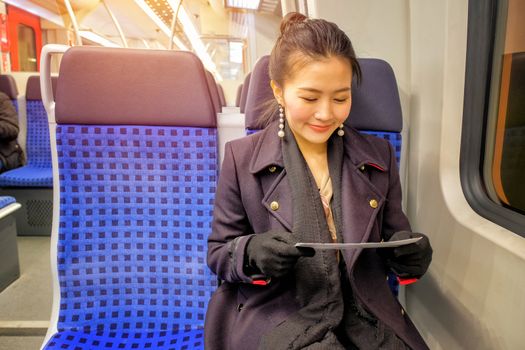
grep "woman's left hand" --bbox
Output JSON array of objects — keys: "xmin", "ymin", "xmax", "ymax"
[{"xmin": 380, "ymin": 231, "xmax": 433, "ymax": 279}]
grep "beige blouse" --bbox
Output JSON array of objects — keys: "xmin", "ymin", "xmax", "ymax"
[{"xmin": 318, "ymin": 174, "xmax": 337, "ymax": 243}]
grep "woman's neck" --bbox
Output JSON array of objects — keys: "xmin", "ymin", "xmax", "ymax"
[
  {"xmin": 293, "ymin": 131, "xmax": 328, "ymax": 159},
  {"xmin": 294, "ymin": 135, "xmax": 329, "ymax": 188}
]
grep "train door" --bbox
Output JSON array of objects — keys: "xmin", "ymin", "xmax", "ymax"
[{"xmin": 7, "ymin": 5, "xmax": 42, "ymax": 71}]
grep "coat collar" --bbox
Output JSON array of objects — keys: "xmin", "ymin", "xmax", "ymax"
[
  {"xmin": 249, "ymin": 121, "xmax": 284, "ymax": 174},
  {"xmin": 248, "ymin": 121, "xmax": 389, "ymax": 173},
  {"xmin": 343, "ymin": 126, "xmax": 390, "ymax": 172}
]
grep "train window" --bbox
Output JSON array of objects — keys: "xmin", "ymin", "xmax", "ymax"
[
  {"xmin": 486, "ymin": 0, "xmax": 525, "ymax": 214},
  {"xmin": 17, "ymin": 23, "xmax": 37, "ymax": 71},
  {"xmin": 200, "ymin": 38, "xmax": 245, "ymax": 80},
  {"xmin": 461, "ymin": 0, "xmax": 525, "ymax": 235}
]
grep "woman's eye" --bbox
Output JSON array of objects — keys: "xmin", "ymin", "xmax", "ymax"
[
  {"xmin": 334, "ymin": 98, "xmax": 349, "ymax": 103},
  {"xmin": 300, "ymin": 97, "xmax": 317, "ymax": 102}
]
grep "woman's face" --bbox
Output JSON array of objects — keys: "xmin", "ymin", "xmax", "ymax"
[{"xmin": 272, "ymin": 55, "xmax": 353, "ymax": 150}]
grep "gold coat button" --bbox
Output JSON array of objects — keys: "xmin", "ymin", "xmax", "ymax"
[
  {"xmin": 401, "ymin": 308, "xmax": 405, "ymax": 316},
  {"xmin": 359, "ymin": 165, "xmax": 365, "ymax": 171},
  {"xmin": 369, "ymin": 199, "xmax": 378, "ymax": 209},
  {"xmin": 270, "ymin": 201, "xmax": 279, "ymax": 211},
  {"xmin": 269, "ymin": 166, "xmax": 277, "ymax": 173}
]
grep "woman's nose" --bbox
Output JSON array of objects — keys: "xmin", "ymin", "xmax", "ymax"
[{"xmin": 314, "ymin": 101, "xmax": 332, "ymax": 120}]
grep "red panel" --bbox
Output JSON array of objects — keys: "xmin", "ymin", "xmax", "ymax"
[
  {"xmin": 6, "ymin": 5, "xmax": 42, "ymax": 71},
  {"xmin": 0, "ymin": 14, "xmax": 8, "ymax": 52}
]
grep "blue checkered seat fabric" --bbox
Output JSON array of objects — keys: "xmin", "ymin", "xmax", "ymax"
[
  {"xmin": 0, "ymin": 101, "xmax": 52, "ymax": 187},
  {"xmin": 46, "ymin": 125, "xmax": 217, "ymax": 350},
  {"xmin": 42, "ymin": 47, "xmax": 218, "ymax": 350},
  {"xmin": 0, "ymin": 195, "xmax": 15, "ymax": 209},
  {"xmin": 0, "ymin": 76, "xmax": 54, "ymax": 187}
]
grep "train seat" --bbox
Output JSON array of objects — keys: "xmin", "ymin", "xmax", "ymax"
[
  {"xmin": 0, "ymin": 74, "xmax": 19, "ymax": 112},
  {"xmin": 235, "ymin": 83, "xmax": 243, "ymax": 107},
  {"xmin": 217, "ymin": 83, "xmax": 226, "ymax": 107},
  {"xmin": 0, "ymin": 76, "xmax": 57, "ymax": 236},
  {"xmin": 347, "ymin": 58, "xmax": 403, "ymax": 165},
  {"xmin": 215, "ymin": 75, "xmax": 249, "ymax": 165},
  {"xmin": 205, "ymin": 70, "xmax": 222, "ymax": 114},
  {"xmin": 40, "ymin": 46, "xmax": 218, "ymax": 350},
  {"xmin": 239, "ymin": 71, "xmax": 251, "ymax": 113},
  {"xmin": 244, "ymin": 55, "xmax": 274, "ymax": 135},
  {"xmin": 0, "ymin": 195, "xmax": 21, "ymax": 292}
]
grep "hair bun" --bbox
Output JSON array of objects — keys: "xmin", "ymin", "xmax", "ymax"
[{"xmin": 280, "ymin": 12, "xmax": 308, "ymax": 35}]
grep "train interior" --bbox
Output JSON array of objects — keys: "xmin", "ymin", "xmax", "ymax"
[{"xmin": 0, "ymin": 0, "xmax": 524, "ymax": 349}]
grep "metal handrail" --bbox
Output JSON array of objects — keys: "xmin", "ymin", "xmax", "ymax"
[
  {"xmin": 102, "ymin": 0, "xmax": 128, "ymax": 48},
  {"xmin": 63, "ymin": 0, "xmax": 82, "ymax": 46}
]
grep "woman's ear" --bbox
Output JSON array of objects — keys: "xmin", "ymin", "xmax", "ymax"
[{"xmin": 270, "ymin": 80, "xmax": 283, "ymax": 105}]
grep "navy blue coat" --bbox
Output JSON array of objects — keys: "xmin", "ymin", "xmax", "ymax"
[{"xmin": 205, "ymin": 125, "xmax": 429, "ymax": 349}]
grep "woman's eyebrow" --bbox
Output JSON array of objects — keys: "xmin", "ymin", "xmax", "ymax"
[{"xmin": 297, "ymin": 87, "xmax": 351, "ymax": 93}]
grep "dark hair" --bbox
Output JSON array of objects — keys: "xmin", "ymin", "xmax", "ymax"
[{"xmin": 258, "ymin": 12, "xmax": 361, "ymax": 128}]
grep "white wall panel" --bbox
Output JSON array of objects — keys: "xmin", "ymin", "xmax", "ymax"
[
  {"xmin": 312, "ymin": 0, "xmax": 525, "ymax": 348},
  {"xmin": 407, "ymin": 1, "xmax": 525, "ymax": 349}
]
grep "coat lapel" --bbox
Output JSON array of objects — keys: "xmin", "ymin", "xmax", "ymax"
[
  {"xmin": 340, "ymin": 162, "xmax": 385, "ymax": 267},
  {"xmin": 249, "ymin": 124, "xmax": 293, "ymax": 231},
  {"xmin": 261, "ymin": 169, "xmax": 293, "ymax": 231},
  {"xmin": 339, "ymin": 127, "xmax": 389, "ymax": 267}
]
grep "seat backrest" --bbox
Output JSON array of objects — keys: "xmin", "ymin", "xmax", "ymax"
[
  {"xmin": 244, "ymin": 55, "xmax": 275, "ymax": 134},
  {"xmin": 217, "ymin": 83, "xmax": 226, "ymax": 107},
  {"xmin": 239, "ymin": 72, "xmax": 251, "ymax": 113},
  {"xmin": 25, "ymin": 75, "xmax": 57, "ymax": 168},
  {"xmin": 344, "ymin": 58, "xmax": 404, "ymax": 295},
  {"xmin": 50, "ymin": 46, "xmax": 218, "ymax": 336},
  {"xmin": 205, "ymin": 70, "xmax": 222, "ymax": 114},
  {"xmin": 235, "ymin": 84, "xmax": 243, "ymax": 107},
  {"xmin": 0, "ymin": 75, "xmax": 19, "ymax": 112},
  {"xmin": 345, "ymin": 58, "xmax": 403, "ymax": 166}
]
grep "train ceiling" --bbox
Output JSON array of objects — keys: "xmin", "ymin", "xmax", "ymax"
[{"xmin": 4, "ymin": 0, "xmax": 281, "ymax": 49}]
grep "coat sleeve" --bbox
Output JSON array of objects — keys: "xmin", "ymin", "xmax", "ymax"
[
  {"xmin": 381, "ymin": 140, "xmax": 412, "ymax": 240},
  {"xmin": 0, "ymin": 94, "xmax": 19, "ymax": 141},
  {"xmin": 207, "ymin": 141, "xmax": 256, "ymax": 284}
]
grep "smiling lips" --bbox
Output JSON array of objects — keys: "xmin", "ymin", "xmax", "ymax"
[{"xmin": 308, "ymin": 124, "xmax": 332, "ymax": 132}]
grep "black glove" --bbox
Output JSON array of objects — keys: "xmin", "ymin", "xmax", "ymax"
[
  {"xmin": 380, "ymin": 231, "xmax": 432, "ymax": 279},
  {"xmin": 245, "ymin": 230, "xmax": 315, "ymax": 279}
]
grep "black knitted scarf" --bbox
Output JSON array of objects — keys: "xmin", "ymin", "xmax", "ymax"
[{"xmin": 258, "ymin": 125, "xmax": 346, "ymax": 349}]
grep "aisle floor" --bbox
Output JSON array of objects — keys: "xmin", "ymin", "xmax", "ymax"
[{"xmin": 0, "ymin": 237, "xmax": 52, "ymax": 350}]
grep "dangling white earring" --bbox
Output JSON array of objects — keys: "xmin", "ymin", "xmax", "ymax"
[
  {"xmin": 278, "ymin": 105, "xmax": 285, "ymax": 138},
  {"xmin": 337, "ymin": 124, "xmax": 344, "ymax": 136}
]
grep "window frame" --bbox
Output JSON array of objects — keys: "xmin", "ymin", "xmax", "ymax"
[
  {"xmin": 460, "ymin": 0, "xmax": 525, "ymax": 235},
  {"xmin": 17, "ymin": 23, "xmax": 38, "ymax": 72}
]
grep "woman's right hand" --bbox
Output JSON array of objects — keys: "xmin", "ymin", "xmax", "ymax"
[{"xmin": 245, "ymin": 230, "xmax": 315, "ymax": 279}]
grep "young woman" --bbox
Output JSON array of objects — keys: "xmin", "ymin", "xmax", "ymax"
[{"xmin": 205, "ymin": 12, "xmax": 432, "ymax": 350}]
